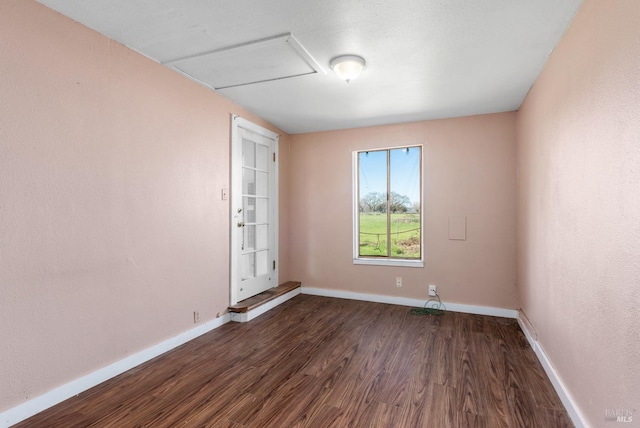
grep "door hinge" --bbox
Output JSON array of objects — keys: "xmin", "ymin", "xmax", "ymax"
[
  {"xmin": 273, "ymin": 152, "xmax": 276, "ymax": 162},
  {"xmin": 273, "ymin": 260, "xmax": 276, "ymax": 270}
]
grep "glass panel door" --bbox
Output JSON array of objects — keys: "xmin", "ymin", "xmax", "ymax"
[{"xmin": 231, "ymin": 117, "xmax": 278, "ymax": 304}]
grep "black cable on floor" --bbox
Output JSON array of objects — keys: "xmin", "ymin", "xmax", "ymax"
[{"xmin": 410, "ymin": 292, "xmax": 446, "ymax": 316}]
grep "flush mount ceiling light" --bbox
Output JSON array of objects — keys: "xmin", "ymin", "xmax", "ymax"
[{"xmin": 330, "ymin": 55, "xmax": 366, "ymax": 83}]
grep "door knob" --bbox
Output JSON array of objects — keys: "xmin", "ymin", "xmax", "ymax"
[{"xmin": 237, "ymin": 222, "xmax": 245, "ymax": 227}]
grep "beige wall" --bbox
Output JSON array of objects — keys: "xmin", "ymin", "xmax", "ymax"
[
  {"xmin": 0, "ymin": 1, "xmax": 289, "ymax": 412},
  {"xmin": 289, "ymin": 113, "xmax": 518, "ymax": 309},
  {"xmin": 517, "ymin": 0, "xmax": 640, "ymax": 425}
]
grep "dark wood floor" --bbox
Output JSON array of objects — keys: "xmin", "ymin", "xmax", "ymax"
[{"xmin": 16, "ymin": 295, "xmax": 572, "ymax": 427}]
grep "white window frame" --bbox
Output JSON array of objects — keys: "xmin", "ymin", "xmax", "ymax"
[{"xmin": 352, "ymin": 145, "xmax": 424, "ymax": 268}]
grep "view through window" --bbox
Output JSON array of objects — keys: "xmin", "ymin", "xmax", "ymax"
[{"xmin": 356, "ymin": 146, "xmax": 422, "ymax": 260}]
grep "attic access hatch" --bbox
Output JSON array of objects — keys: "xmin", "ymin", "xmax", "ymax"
[{"xmin": 163, "ymin": 33, "xmax": 324, "ymax": 90}]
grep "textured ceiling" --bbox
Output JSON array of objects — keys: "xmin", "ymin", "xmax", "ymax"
[{"xmin": 36, "ymin": 0, "xmax": 582, "ymax": 134}]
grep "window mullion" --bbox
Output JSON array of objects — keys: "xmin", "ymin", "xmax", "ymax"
[
  {"xmin": 356, "ymin": 154, "xmax": 361, "ymax": 254},
  {"xmin": 386, "ymin": 149, "xmax": 391, "ymax": 257}
]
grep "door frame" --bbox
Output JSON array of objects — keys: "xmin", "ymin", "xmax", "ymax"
[{"xmin": 230, "ymin": 115, "xmax": 279, "ymax": 305}]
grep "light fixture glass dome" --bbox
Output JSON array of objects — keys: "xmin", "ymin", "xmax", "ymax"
[{"xmin": 330, "ymin": 55, "xmax": 366, "ymax": 83}]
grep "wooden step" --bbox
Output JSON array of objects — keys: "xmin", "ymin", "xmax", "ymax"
[{"xmin": 228, "ymin": 281, "xmax": 301, "ymax": 313}]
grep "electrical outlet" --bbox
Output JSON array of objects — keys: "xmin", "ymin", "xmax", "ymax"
[
  {"xmin": 396, "ymin": 277, "xmax": 402, "ymax": 287},
  {"xmin": 428, "ymin": 285, "xmax": 437, "ymax": 297},
  {"xmin": 193, "ymin": 311, "xmax": 200, "ymax": 324}
]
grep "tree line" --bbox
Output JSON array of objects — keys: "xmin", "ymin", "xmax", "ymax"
[{"xmin": 360, "ymin": 192, "xmax": 419, "ymax": 214}]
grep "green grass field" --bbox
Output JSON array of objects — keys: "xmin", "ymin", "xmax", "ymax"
[{"xmin": 359, "ymin": 213, "xmax": 421, "ymax": 258}]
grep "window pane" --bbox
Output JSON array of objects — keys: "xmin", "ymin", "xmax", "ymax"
[
  {"xmin": 390, "ymin": 147, "xmax": 421, "ymax": 259},
  {"xmin": 241, "ymin": 252, "xmax": 255, "ymax": 280},
  {"xmin": 358, "ymin": 150, "xmax": 389, "ymax": 257},
  {"xmin": 243, "ymin": 168, "xmax": 256, "ymax": 195},
  {"xmin": 255, "ymin": 198, "xmax": 268, "ymax": 224},
  {"xmin": 244, "ymin": 224, "xmax": 256, "ymax": 251},
  {"xmin": 242, "ymin": 138, "xmax": 255, "ymax": 168},
  {"xmin": 256, "ymin": 143, "xmax": 269, "ymax": 171},
  {"xmin": 243, "ymin": 197, "xmax": 256, "ymax": 223},
  {"xmin": 256, "ymin": 250, "xmax": 269, "ymax": 276},
  {"xmin": 256, "ymin": 225, "xmax": 268, "ymax": 250},
  {"xmin": 358, "ymin": 212, "xmax": 388, "ymax": 257},
  {"xmin": 256, "ymin": 171, "xmax": 268, "ymax": 196}
]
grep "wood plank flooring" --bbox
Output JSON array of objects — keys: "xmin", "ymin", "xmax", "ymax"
[{"xmin": 15, "ymin": 295, "xmax": 573, "ymax": 427}]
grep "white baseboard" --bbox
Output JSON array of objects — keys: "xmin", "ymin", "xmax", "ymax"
[
  {"xmin": 517, "ymin": 314, "xmax": 587, "ymax": 428},
  {"xmin": 1, "ymin": 314, "xmax": 231, "ymax": 428},
  {"xmin": 301, "ymin": 287, "xmax": 518, "ymax": 319},
  {"xmin": 230, "ymin": 287, "xmax": 301, "ymax": 323}
]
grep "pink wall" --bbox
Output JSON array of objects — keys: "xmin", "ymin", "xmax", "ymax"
[
  {"xmin": 6, "ymin": 0, "xmax": 637, "ymax": 424},
  {"xmin": 0, "ymin": 0, "xmax": 289, "ymax": 412},
  {"xmin": 517, "ymin": 0, "xmax": 640, "ymax": 425},
  {"xmin": 289, "ymin": 113, "xmax": 517, "ymax": 309}
]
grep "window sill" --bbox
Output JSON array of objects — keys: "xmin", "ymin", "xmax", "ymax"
[{"xmin": 353, "ymin": 258, "xmax": 424, "ymax": 268}]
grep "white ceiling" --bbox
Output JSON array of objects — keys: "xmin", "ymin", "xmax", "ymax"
[{"xmin": 36, "ymin": 0, "xmax": 582, "ymax": 134}]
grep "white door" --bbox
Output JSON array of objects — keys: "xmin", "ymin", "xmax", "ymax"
[{"xmin": 230, "ymin": 116, "xmax": 278, "ymax": 304}]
